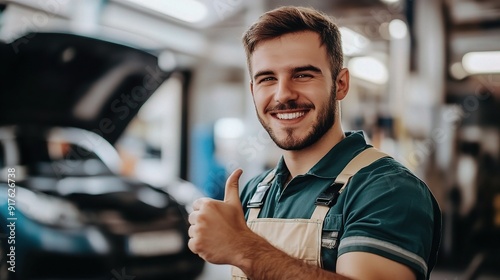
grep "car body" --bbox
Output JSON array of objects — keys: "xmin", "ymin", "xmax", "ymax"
[{"xmin": 0, "ymin": 32, "xmax": 204, "ymax": 280}]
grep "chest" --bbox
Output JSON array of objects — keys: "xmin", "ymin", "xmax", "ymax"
[{"xmin": 247, "ymin": 178, "xmax": 346, "ymax": 271}]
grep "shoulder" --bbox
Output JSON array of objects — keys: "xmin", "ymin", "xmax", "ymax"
[
  {"xmin": 339, "ymin": 157, "xmax": 439, "ymax": 278},
  {"xmin": 345, "ymin": 156, "xmax": 435, "ymax": 215},
  {"xmin": 354, "ymin": 156, "xmax": 428, "ymax": 194}
]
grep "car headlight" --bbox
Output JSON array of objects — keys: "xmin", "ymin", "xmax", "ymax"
[{"xmin": 17, "ymin": 187, "xmax": 83, "ymax": 228}]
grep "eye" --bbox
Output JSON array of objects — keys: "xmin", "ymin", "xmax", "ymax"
[
  {"xmin": 294, "ymin": 73, "xmax": 313, "ymax": 79},
  {"xmin": 258, "ymin": 77, "xmax": 276, "ymax": 84}
]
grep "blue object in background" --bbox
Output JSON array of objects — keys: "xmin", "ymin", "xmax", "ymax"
[{"xmin": 189, "ymin": 124, "xmax": 227, "ymax": 200}]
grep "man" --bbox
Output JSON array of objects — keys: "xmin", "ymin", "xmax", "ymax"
[{"xmin": 188, "ymin": 6, "xmax": 441, "ymax": 280}]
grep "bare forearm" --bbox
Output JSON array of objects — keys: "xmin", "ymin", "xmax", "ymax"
[{"xmin": 235, "ymin": 233, "xmax": 351, "ymax": 280}]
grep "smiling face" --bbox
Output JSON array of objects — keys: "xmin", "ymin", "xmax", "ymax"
[{"xmin": 250, "ymin": 31, "xmax": 338, "ymax": 151}]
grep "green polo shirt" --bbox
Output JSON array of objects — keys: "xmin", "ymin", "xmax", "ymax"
[{"xmin": 240, "ymin": 131, "xmax": 441, "ymax": 280}]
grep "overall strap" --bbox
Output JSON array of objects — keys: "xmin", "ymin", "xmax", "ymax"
[
  {"xmin": 336, "ymin": 148, "xmax": 389, "ymax": 189},
  {"xmin": 312, "ymin": 148, "xmax": 390, "ymax": 218},
  {"xmin": 247, "ymin": 169, "xmax": 276, "ymax": 220}
]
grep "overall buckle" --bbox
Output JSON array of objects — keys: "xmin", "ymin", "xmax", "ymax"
[
  {"xmin": 247, "ymin": 183, "xmax": 272, "ymax": 208},
  {"xmin": 315, "ymin": 183, "xmax": 344, "ymax": 207}
]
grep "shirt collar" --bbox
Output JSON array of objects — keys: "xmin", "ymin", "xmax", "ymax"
[{"xmin": 274, "ymin": 131, "xmax": 370, "ymax": 179}]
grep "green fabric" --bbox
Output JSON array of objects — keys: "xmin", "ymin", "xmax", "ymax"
[{"xmin": 240, "ymin": 131, "xmax": 441, "ymax": 280}]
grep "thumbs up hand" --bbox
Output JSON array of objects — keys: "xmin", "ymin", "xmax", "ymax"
[
  {"xmin": 224, "ymin": 168, "xmax": 244, "ymax": 206},
  {"xmin": 188, "ymin": 169, "xmax": 252, "ymax": 265}
]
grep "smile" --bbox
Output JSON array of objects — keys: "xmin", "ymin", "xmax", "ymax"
[{"xmin": 275, "ymin": 111, "xmax": 306, "ymax": 120}]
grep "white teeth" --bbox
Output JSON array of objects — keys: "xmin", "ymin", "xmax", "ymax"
[{"xmin": 276, "ymin": 112, "xmax": 305, "ymax": 120}]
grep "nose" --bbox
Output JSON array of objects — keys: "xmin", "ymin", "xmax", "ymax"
[{"xmin": 274, "ymin": 79, "xmax": 298, "ymax": 104}]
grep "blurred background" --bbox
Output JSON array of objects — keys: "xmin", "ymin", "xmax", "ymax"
[{"xmin": 0, "ymin": 0, "xmax": 499, "ymax": 279}]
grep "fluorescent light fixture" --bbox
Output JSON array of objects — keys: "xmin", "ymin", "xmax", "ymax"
[
  {"xmin": 339, "ymin": 27, "xmax": 370, "ymax": 56},
  {"xmin": 123, "ymin": 0, "xmax": 208, "ymax": 23},
  {"xmin": 389, "ymin": 19, "xmax": 407, "ymax": 39},
  {"xmin": 381, "ymin": 0, "xmax": 400, "ymax": 3},
  {"xmin": 462, "ymin": 51, "xmax": 500, "ymax": 74},
  {"xmin": 348, "ymin": 56, "xmax": 388, "ymax": 84},
  {"xmin": 215, "ymin": 118, "xmax": 245, "ymax": 139}
]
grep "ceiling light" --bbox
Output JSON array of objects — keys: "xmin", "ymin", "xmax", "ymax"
[
  {"xmin": 348, "ymin": 56, "xmax": 388, "ymax": 85},
  {"xmin": 462, "ymin": 51, "xmax": 500, "ymax": 74},
  {"xmin": 123, "ymin": 0, "xmax": 208, "ymax": 23},
  {"xmin": 339, "ymin": 27, "xmax": 370, "ymax": 56},
  {"xmin": 389, "ymin": 19, "xmax": 407, "ymax": 39}
]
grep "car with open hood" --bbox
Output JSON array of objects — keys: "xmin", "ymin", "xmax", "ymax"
[{"xmin": 0, "ymin": 32, "xmax": 205, "ymax": 280}]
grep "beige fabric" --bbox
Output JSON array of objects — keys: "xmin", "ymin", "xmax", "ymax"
[
  {"xmin": 335, "ymin": 148, "xmax": 389, "ymax": 186},
  {"xmin": 232, "ymin": 206, "xmax": 329, "ymax": 279},
  {"xmin": 231, "ymin": 148, "xmax": 388, "ymax": 279}
]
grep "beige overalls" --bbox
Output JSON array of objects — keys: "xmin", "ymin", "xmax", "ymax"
[{"xmin": 232, "ymin": 148, "xmax": 388, "ymax": 279}]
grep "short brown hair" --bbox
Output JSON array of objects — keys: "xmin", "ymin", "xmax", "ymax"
[{"xmin": 242, "ymin": 6, "xmax": 343, "ymax": 81}]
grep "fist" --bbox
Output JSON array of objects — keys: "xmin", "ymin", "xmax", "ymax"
[{"xmin": 188, "ymin": 169, "xmax": 249, "ymax": 264}]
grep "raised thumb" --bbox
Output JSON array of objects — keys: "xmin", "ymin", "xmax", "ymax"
[{"xmin": 224, "ymin": 168, "xmax": 243, "ymax": 205}]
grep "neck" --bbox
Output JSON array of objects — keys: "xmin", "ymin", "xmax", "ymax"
[{"xmin": 283, "ymin": 122, "xmax": 345, "ymax": 178}]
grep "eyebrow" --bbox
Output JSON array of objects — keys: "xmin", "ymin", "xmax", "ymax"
[
  {"xmin": 253, "ymin": 64, "xmax": 323, "ymax": 81},
  {"xmin": 292, "ymin": 65, "xmax": 322, "ymax": 75},
  {"xmin": 253, "ymin": 70, "xmax": 275, "ymax": 81}
]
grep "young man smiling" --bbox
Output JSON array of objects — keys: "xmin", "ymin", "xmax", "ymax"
[{"xmin": 187, "ymin": 6, "xmax": 441, "ymax": 280}]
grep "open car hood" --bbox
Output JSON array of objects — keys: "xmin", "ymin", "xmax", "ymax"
[{"xmin": 0, "ymin": 32, "xmax": 170, "ymax": 144}]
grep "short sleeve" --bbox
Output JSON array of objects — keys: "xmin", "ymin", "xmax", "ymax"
[{"xmin": 338, "ymin": 159, "xmax": 437, "ymax": 279}]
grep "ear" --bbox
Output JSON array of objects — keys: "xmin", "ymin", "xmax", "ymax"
[{"xmin": 335, "ymin": 68, "xmax": 350, "ymax": 101}]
